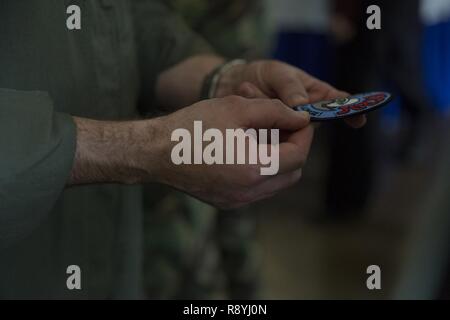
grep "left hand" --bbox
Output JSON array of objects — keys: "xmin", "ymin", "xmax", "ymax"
[{"xmin": 215, "ymin": 60, "xmax": 367, "ymax": 129}]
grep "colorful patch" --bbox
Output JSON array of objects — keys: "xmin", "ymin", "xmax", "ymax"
[{"xmin": 294, "ymin": 92, "xmax": 393, "ymax": 121}]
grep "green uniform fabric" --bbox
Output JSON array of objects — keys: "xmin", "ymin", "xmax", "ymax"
[
  {"xmin": 143, "ymin": 188, "xmax": 262, "ymax": 299},
  {"xmin": 169, "ymin": 0, "xmax": 268, "ymax": 59},
  {"xmin": 0, "ymin": 0, "xmax": 211, "ymax": 299}
]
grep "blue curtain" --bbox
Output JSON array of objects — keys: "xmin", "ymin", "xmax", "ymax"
[
  {"xmin": 423, "ymin": 20, "xmax": 450, "ymax": 114},
  {"xmin": 272, "ymin": 31, "xmax": 335, "ymax": 83}
]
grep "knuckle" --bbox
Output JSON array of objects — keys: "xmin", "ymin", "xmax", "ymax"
[
  {"xmin": 280, "ymin": 74, "xmax": 298, "ymax": 86},
  {"xmin": 244, "ymin": 166, "xmax": 263, "ymax": 186},
  {"xmin": 262, "ymin": 98, "xmax": 284, "ymax": 112},
  {"xmin": 273, "ymin": 99, "xmax": 286, "ymax": 109},
  {"xmin": 266, "ymin": 60, "xmax": 280, "ymax": 71}
]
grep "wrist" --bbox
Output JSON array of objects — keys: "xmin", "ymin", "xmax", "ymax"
[
  {"xmin": 204, "ymin": 59, "xmax": 247, "ymax": 99},
  {"xmin": 69, "ymin": 117, "xmax": 169, "ymax": 186},
  {"xmin": 127, "ymin": 117, "xmax": 171, "ymax": 185}
]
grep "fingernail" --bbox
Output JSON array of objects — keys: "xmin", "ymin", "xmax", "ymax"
[
  {"xmin": 290, "ymin": 94, "xmax": 309, "ymax": 106},
  {"xmin": 298, "ymin": 111, "xmax": 310, "ymax": 121}
]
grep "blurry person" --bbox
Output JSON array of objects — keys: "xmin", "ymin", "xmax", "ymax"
[
  {"xmin": 324, "ymin": 0, "xmax": 436, "ymax": 220},
  {"xmin": 324, "ymin": 0, "xmax": 378, "ymax": 220}
]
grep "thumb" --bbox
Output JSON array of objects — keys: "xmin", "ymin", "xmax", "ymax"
[{"xmin": 241, "ymin": 98, "xmax": 311, "ymax": 131}]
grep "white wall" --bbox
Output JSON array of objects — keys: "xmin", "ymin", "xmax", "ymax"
[{"xmin": 421, "ymin": 0, "xmax": 450, "ymax": 25}]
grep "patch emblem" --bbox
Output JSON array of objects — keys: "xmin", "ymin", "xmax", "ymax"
[{"xmin": 294, "ymin": 92, "xmax": 393, "ymax": 121}]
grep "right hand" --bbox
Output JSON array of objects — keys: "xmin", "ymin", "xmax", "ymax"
[{"xmin": 151, "ymin": 96, "xmax": 314, "ymax": 209}]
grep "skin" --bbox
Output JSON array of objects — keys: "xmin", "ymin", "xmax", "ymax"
[{"xmin": 69, "ymin": 55, "xmax": 366, "ymax": 209}]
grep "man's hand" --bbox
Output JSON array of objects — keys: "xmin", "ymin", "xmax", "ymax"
[
  {"xmin": 215, "ymin": 60, "xmax": 367, "ymax": 128},
  {"xmin": 156, "ymin": 56, "xmax": 364, "ymax": 129},
  {"xmin": 69, "ymin": 97, "xmax": 313, "ymax": 209},
  {"xmin": 157, "ymin": 96, "xmax": 313, "ymax": 209}
]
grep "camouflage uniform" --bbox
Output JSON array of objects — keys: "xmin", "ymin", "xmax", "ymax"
[
  {"xmin": 169, "ymin": 0, "xmax": 268, "ymax": 59},
  {"xmin": 143, "ymin": 0, "xmax": 267, "ymax": 299}
]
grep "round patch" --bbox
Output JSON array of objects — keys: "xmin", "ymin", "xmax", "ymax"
[{"xmin": 294, "ymin": 92, "xmax": 393, "ymax": 121}]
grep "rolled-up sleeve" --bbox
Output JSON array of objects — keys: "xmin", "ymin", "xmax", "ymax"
[
  {"xmin": 0, "ymin": 89, "xmax": 76, "ymax": 247},
  {"xmin": 130, "ymin": 0, "xmax": 214, "ymax": 104}
]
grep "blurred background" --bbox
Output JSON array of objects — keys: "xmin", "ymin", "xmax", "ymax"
[
  {"xmin": 258, "ymin": 0, "xmax": 450, "ymax": 299},
  {"xmin": 144, "ymin": 0, "xmax": 450, "ymax": 300}
]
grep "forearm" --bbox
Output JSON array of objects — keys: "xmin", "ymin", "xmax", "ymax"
[
  {"xmin": 156, "ymin": 54, "xmax": 225, "ymax": 110},
  {"xmin": 68, "ymin": 117, "xmax": 167, "ymax": 186}
]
